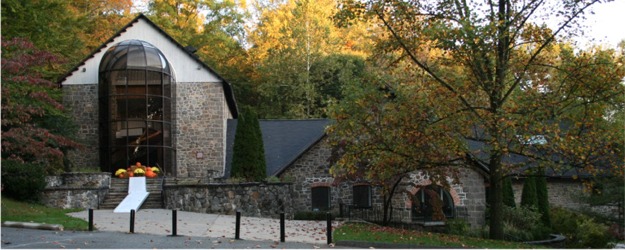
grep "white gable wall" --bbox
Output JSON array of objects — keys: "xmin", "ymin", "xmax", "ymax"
[{"xmin": 61, "ymin": 18, "xmax": 221, "ymax": 85}]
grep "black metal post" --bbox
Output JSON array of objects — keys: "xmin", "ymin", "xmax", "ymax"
[
  {"xmin": 235, "ymin": 211, "xmax": 241, "ymax": 240},
  {"xmin": 280, "ymin": 212, "xmax": 285, "ymax": 242},
  {"xmin": 171, "ymin": 209, "xmax": 177, "ymax": 236},
  {"xmin": 130, "ymin": 209, "xmax": 135, "ymax": 233},
  {"xmin": 88, "ymin": 208, "xmax": 94, "ymax": 231},
  {"xmin": 339, "ymin": 203, "xmax": 344, "ymax": 218},
  {"xmin": 326, "ymin": 212, "xmax": 332, "ymax": 245}
]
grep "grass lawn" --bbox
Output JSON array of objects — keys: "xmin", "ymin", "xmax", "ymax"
[
  {"xmin": 1, "ymin": 196, "xmax": 89, "ymax": 231},
  {"xmin": 334, "ymin": 222, "xmax": 541, "ymax": 249}
]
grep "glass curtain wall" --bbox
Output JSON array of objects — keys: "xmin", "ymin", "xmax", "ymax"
[{"xmin": 99, "ymin": 40, "xmax": 175, "ymax": 176}]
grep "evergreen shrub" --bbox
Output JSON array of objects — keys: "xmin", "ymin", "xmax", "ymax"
[
  {"xmin": 550, "ymin": 207, "xmax": 612, "ymax": 248},
  {"xmin": 1, "ymin": 160, "xmax": 47, "ymax": 202}
]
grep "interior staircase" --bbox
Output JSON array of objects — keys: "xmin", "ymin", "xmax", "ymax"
[{"xmin": 100, "ymin": 178, "xmax": 164, "ymax": 210}]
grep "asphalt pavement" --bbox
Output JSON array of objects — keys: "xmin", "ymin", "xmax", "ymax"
[
  {"xmin": 0, "ymin": 227, "xmax": 341, "ymax": 249},
  {"xmin": 1, "ymin": 209, "xmax": 349, "ymax": 249}
]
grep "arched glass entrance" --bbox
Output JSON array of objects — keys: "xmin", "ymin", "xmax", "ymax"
[{"xmin": 99, "ymin": 39, "xmax": 175, "ymax": 176}]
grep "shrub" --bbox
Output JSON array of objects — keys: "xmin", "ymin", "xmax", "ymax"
[
  {"xmin": 500, "ymin": 205, "xmax": 550, "ymax": 241},
  {"xmin": 445, "ymin": 218, "xmax": 470, "ymax": 236},
  {"xmin": 550, "ymin": 207, "xmax": 612, "ymax": 248},
  {"xmin": 1, "ymin": 160, "xmax": 47, "ymax": 202},
  {"xmin": 294, "ymin": 211, "xmax": 335, "ymax": 221},
  {"xmin": 577, "ymin": 218, "xmax": 610, "ymax": 248},
  {"xmin": 264, "ymin": 176, "xmax": 281, "ymax": 183}
]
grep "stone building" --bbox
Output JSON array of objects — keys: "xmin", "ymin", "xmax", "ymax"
[
  {"xmin": 59, "ymin": 14, "xmax": 237, "ymax": 177},
  {"xmin": 66, "ymin": 14, "xmax": 618, "ymax": 229}
]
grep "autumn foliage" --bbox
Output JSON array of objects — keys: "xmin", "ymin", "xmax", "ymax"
[{"xmin": 1, "ymin": 37, "xmax": 81, "ymax": 174}]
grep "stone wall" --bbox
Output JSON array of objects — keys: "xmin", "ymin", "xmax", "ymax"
[
  {"xmin": 278, "ymin": 138, "xmax": 335, "ymax": 213},
  {"xmin": 42, "ymin": 172, "xmax": 110, "ymax": 209},
  {"xmin": 511, "ymin": 178, "xmax": 616, "ymax": 216},
  {"xmin": 62, "ymin": 84, "xmax": 100, "ymax": 170},
  {"xmin": 163, "ymin": 181, "xmax": 293, "ymax": 218},
  {"xmin": 278, "ymin": 137, "xmax": 487, "ymax": 227},
  {"xmin": 174, "ymin": 82, "xmax": 227, "ymax": 178},
  {"xmin": 454, "ymin": 167, "xmax": 487, "ymax": 227}
]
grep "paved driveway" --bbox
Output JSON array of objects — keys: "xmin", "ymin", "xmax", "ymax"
[{"xmin": 67, "ymin": 209, "xmax": 341, "ymax": 245}]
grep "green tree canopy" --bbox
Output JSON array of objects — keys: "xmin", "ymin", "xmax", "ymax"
[{"xmin": 333, "ymin": 0, "xmax": 625, "ymax": 239}]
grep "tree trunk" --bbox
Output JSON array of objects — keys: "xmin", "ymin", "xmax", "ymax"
[
  {"xmin": 382, "ymin": 175, "xmax": 404, "ymax": 226},
  {"xmin": 488, "ymin": 154, "xmax": 504, "ymax": 240}
]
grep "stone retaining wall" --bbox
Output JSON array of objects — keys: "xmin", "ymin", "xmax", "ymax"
[
  {"xmin": 163, "ymin": 180, "xmax": 294, "ymax": 218},
  {"xmin": 42, "ymin": 172, "xmax": 110, "ymax": 209}
]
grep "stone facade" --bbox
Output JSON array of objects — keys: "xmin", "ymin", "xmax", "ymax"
[
  {"xmin": 278, "ymin": 138, "xmax": 334, "ymax": 212},
  {"xmin": 174, "ymin": 82, "xmax": 227, "ymax": 178},
  {"xmin": 163, "ymin": 181, "xmax": 293, "ymax": 218},
  {"xmin": 278, "ymin": 137, "xmax": 488, "ymax": 227},
  {"xmin": 512, "ymin": 178, "xmax": 616, "ymax": 216},
  {"xmin": 62, "ymin": 84, "xmax": 100, "ymax": 169},
  {"xmin": 62, "ymin": 80, "xmax": 230, "ymax": 178},
  {"xmin": 42, "ymin": 172, "xmax": 110, "ymax": 209}
]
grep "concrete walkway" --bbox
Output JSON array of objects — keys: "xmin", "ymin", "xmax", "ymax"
[{"xmin": 67, "ymin": 209, "xmax": 341, "ymax": 245}]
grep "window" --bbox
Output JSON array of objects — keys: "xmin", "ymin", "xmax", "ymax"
[
  {"xmin": 352, "ymin": 185, "xmax": 372, "ymax": 208},
  {"xmin": 412, "ymin": 185, "xmax": 455, "ymax": 221},
  {"xmin": 311, "ymin": 186, "xmax": 330, "ymax": 211},
  {"xmin": 99, "ymin": 40, "xmax": 175, "ymax": 176}
]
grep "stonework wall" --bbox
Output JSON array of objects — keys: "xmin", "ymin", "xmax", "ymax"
[
  {"xmin": 62, "ymin": 84, "xmax": 100, "ymax": 170},
  {"xmin": 513, "ymin": 178, "xmax": 586, "ymax": 210},
  {"xmin": 163, "ymin": 182, "xmax": 293, "ymax": 218},
  {"xmin": 278, "ymin": 137, "xmax": 487, "ymax": 227},
  {"xmin": 42, "ymin": 173, "xmax": 110, "ymax": 209},
  {"xmin": 455, "ymin": 167, "xmax": 486, "ymax": 227},
  {"xmin": 278, "ymin": 138, "xmax": 335, "ymax": 213},
  {"xmin": 175, "ymin": 82, "xmax": 227, "ymax": 177}
]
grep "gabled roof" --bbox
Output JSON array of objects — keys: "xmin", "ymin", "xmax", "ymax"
[
  {"xmin": 57, "ymin": 14, "xmax": 238, "ymax": 118},
  {"xmin": 466, "ymin": 138, "xmax": 619, "ymax": 179},
  {"xmin": 224, "ymin": 119, "xmax": 331, "ymax": 178}
]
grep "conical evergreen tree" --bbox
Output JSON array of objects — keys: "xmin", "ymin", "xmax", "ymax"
[
  {"xmin": 520, "ymin": 176, "xmax": 538, "ymax": 210},
  {"xmin": 535, "ymin": 173, "xmax": 551, "ymax": 227},
  {"xmin": 231, "ymin": 107, "xmax": 267, "ymax": 181},
  {"xmin": 502, "ymin": 176, "xmax": 516, "ymax": 208}
]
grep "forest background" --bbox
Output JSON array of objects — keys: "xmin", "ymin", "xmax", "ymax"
[{"xmin": 2, "ymin": 0, "xmax": 624, "ymax": 240}]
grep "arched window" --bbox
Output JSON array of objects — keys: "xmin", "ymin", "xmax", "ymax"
[
  {"xmin": 99, "ymin": 40, "xmax": 175, "ymax": 176},
  {"xmin": 412, "ymin": 185, "xmax": 455, "ymax": 221}
]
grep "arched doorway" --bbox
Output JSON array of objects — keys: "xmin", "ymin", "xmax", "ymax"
[
  {"xmin": 99, "ymin": 39, "xmax": 175, "ymax": 176},
  {"xmin": 412, "ymin": 185, "xmax": 455, "ymax": 221}
]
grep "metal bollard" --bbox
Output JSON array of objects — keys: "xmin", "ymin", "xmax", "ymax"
[
  {"xmin": 88, "ymin": 209, "xmax": 94, "ymax": 231},
  {"xmin": 130, "ymin": 209, "xmax": 135, "ymax": 233},
  {"xmin": 280, "ymin": 212, "xmax": 285, "ymax": 242},
  {"xmin": 171, "ymin": 209, "xmax": 177, "ymax": 236},
  {"xmin": 326, "ymin": 212, "xmax": 332, "ymax": 245},
  {"xmin": 235, "ymin": 211, "xmax": 241, "ymax": 240}
]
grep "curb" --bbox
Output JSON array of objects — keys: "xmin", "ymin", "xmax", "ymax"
[
  {"xmin": 335, "ymin": 240, "xmax": 466, "ymax": 249},
  {"xmin": 2, "ymin": 221, "xmax": 64, "ymax": 231}
]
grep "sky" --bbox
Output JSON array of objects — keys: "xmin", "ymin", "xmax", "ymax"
[{"xmin": 574, "ymin": 0, "xmax": 625, "ymax": 48}]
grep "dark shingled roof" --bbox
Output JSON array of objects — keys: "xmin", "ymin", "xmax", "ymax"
[{"xmin": 224, "ymin": 119, "xmax": 331, "ymax": 178}]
